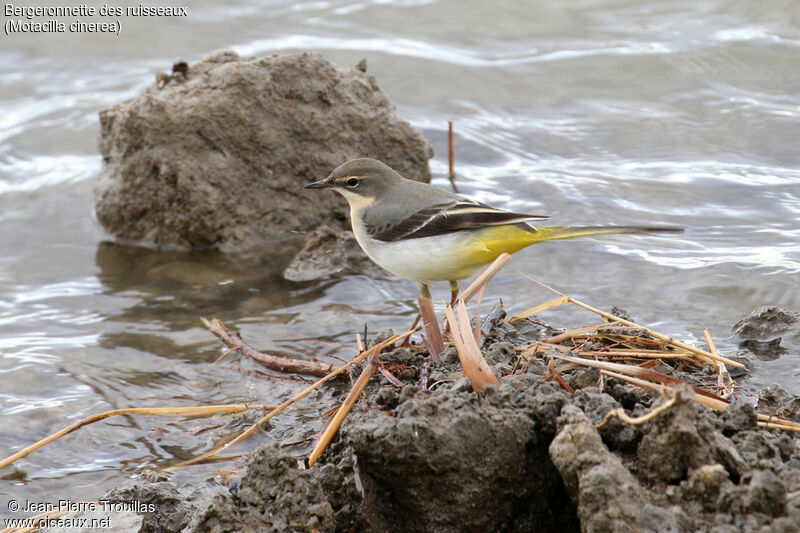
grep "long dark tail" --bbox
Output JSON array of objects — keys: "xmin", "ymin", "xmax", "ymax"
[{"xmin": 527, "ymin": 225, "xmax": 683, "ymax": 243}]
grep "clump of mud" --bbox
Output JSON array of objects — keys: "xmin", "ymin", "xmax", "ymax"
[
  {"xmin": 733, "ymin": 306, "xmax": 800, "ymax": 361},
  {"xmin": 95, "ymin": 52, "xmax": 432, "ymax": 255},
  {"xmin": 104, "ymin": 308, "xmax": 799, "ymax": 532},
  {"xmin": 105, "ymin": 444, "xmax": 334, "ymax": 533}
]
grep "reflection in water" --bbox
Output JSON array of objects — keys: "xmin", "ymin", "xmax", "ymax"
[{"xmin": 94, "ymin": 240, "xmax": 329, "ymax": 329}]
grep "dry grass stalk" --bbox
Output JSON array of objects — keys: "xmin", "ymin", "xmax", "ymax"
[
  {"xmin": 596, "ymin": 391, "xmax": 678, "ymax": 429},
  {"xmin": 0, "ymin": 404, "xmax": 279, "ymax": 470},
  {"xmin": 759, "ymin": 421, "xmax": 800, "ymax": 433},
  {"xmin": 515, "ymin": 273, "xmax": 745, "ymax": 369},
  {"xmin": 356, "ymin": 332, "xmax": 365, "ymax": 352},
  {"xmin": 704, "ymin": 328, "xmax": 734, "ymax": 399},
  {"xmin": 546, "ymin": 357, "xmax": 576, "ymax": 393},
  {"xmin": 440, "ymin": 253, "xmax": 511, "ymax": 334},
  {"xmin": 203, "ymin": 318, "xmax": 343, "ymax": 378},
  {"xmin": 523, "ymin": 340, "xmax": 692, "ymax": 365},
  {"xmin": 552, "ymin": 355, "xmax": 730, "ymax": 405},
  {"xmin": 472, "ymin": 283, "xmax": 488, "ymax": 344},
  {"xmin": 212, "ymin": 346, "xmax": 237, "ymax": 365},
  {"xmin": 445, "ymin": 301, "xmax": 499, "ymax": 392},
  {"xmin": 545, "ymin": 324, "xmax": 610, "ymax": 344},
  {"xmin": 578, "ymin": 350, "xmax": 692, "ymax": 360},
  {"xmin": 508, "ymin": 295, "xmax": 570, "ymax": 322},
  {"xmin": 460, "ymin": 253, "xmax": 511, "ymax": 305},
  {"xmin": 597, "ymin": 369, "xmax": 731, "ymax": 411},
  {"xmin": 551, "ymin": 354, "xmax": 684, "ymax": 384},
  {"xmin": 447, "ymin": 120, "xmax": 459, "ymax": 193},
  {"xmin": 757, "ymin": 413, "xmax": 800, "ymax": 431},
  {"xmin": 306, "ymin": 354, "xmax": 378, "ymax": 467},
  {"xmin": 168, "ymin": 328, "xmax": 417, "ymax": 470}
]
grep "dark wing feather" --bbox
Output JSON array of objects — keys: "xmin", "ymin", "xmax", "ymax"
[{"xmin": 370, "ymin": 200, "xmax": 549, "ymax": 242}]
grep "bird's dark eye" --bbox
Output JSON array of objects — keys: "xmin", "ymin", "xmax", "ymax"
[{"xmin": 346, "ymin": 177, "xmax": 360, "ymax": 188}]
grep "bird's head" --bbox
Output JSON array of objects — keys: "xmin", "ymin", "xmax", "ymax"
[{"xmin": 305, "ymin": 158, "xmax": 402, "ymax": 208}]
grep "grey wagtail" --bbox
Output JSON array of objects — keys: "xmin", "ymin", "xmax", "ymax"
[{"xmin": 305, "ymin": 158, "xmax": 681, "ymax": 354}]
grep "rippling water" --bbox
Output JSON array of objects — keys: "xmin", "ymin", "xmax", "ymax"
[{"xmin": 2, "ymin": 0, "xmax": 799, "ymax": 511}]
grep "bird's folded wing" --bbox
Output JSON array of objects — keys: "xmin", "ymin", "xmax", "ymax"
[{"xmin": 371, "ymin": 200, "xmax": 549, "ymax": 242}]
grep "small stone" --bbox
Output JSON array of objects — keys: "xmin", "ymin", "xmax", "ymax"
[
  {"xmin": 636, "ymin": 504, "xmax": 680, "ymax": 533},
  {"xmin": 450, "ymin": 376, "xmax": 472, "ymax": 393},
  {"xmin": 722, "ymin": 401, "xmax": 758, "ymax": 435},
  {"xmin": 742, "ymin": 470, "xmax": 787, "ymax": 517},
  {"xmin": 375, "ymin": 387, "xmax": 400, "ymax": 410}
]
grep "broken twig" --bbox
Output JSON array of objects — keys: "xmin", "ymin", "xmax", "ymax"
[{"xmin": 203, "ymin": 318, "xmax": 342, "ymax": 378}]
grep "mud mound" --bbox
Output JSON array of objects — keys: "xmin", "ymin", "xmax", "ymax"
[
  {"xmin": 734, "ymin": 306, "xmax": 800, "ymax": 341},
  {"xmin": 95, "ymin": 52, "xmax": 433, "ymax": 252},
  {"xmin": 733, "ymin": 306, "xmax": 800, "ymax": 361},
  {"xmin": 100, "ymin": 309, "xmax": 800, "ymax": 533},
  {"xmin": 550, "ymin": 404, "xmax": 657, "ymax": 532},
  {"xmin": 105, "ymin": 444, "xmax": 334, "ymax": 533},
  {"xmin": 342, "ymin": 380, "xmax": 578, "ymax": 532},
  {"xmin": 101, "ymin": 378, "xmax": 800, "ymax": 533}
]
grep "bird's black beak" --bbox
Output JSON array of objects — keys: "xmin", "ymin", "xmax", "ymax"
[{"xmin": 304, "ymin": 177, "xmax": 334, "ymax": 189}]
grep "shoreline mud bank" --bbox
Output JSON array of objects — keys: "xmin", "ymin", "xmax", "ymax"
[{"xmin": 101, "ymin": 305, "xmax": 800, "ymax": 533}]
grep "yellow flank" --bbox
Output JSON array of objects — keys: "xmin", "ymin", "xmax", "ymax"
[
  {"xmin": 453, "ymin": 224, "xmax": 651, "ymax": 279},
  {"xmin": 452, "ymin": 224, "xmax": 539, "ymax": 276}
]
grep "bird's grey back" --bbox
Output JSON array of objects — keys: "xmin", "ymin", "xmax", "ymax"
[{"xmin": 361, "ymin": 173, "xmax": 462, "ymax": 236}]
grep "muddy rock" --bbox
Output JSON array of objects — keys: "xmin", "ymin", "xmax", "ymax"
[
  {"xmin": 637, "ymin": 386, "xmax": 724, "ymax": 483},
  {"xmin": 733, "ymin": 306, "xmax": 800, "ymax": 341},
  {"xmin": 95, "ymin": 51, "xmax": 433, "ymax": 253},
  {"xmin": 678, "ymin": 463, "xmax": 734, "ymax": 510},
  {"xmin": 103, "ymin": 476, "xmax": 196, "ymax": 532},
  {"xmin": 758, "ymin": 384, "xmax": 800, "ymax": 421},
  {"xmin": 193, "ymin": 444, "xmax": 334, "ymax": 532},
  {"xmin": 283, "ymin": 226, "xmax": 388, "ymax": 281},
  {"xmin": 549, "ymin": 404, "xmax": 662, "ymax": 532},
  {"xmin": 572, "ymin": 388, "xmax": 637, "ymax": 450},
  {"xmin": 719, "ymin": 469, "xmax": 788, "ymax": 520},
  {"xmin": 342, "ymin": 382, "xmax": 578, "ymax": 532},
  {"xmin": 722, "ymin": 400, "xmax": 759, "ymax": 435},
  {"xmin": 636, "ymin": 504, "xmax": 681, "ymax": 533},
  {"xmin": 732, "ymin": 431, "xmax": 788, "ymax": 471},
  {"xmin": 314, "ymin": 453, "xmax": 360, "ymax": 532},
  {"xmin": 95, "ymin": 315, "xmax": 800, "ymax": 533},
  {"xmin": 104, "ymin": 444, "xmax": 334, "ymax": 533}
]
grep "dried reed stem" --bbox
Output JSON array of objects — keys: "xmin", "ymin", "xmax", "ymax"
[
  {"xmin": 306, "ymin": 354, "xmax": 378, "ymax": 467},
  {"xmin": 759, "ymin": 421, "xmax": 800, "ymax": 433},
  {"xmin": 508, "ymin": 295, "xmax": 570, "ymax": 322},
  {"xmin": 518, "ymin": 273, "xmax": 745, "ymax": 369},
  {"xmin": 448, "ymin": 120, "xmax": 458, "ymax": 193},
  {"xmin": 757, "ymin": 413, "xmax": 800, "ymax": 430},
  {"xmin": 460, "ymin": 253, "xmax": 511, "ymax": 304},
  {"xmin": 596, "ymin": 392, "xmax": 678, "ymax": 429},
  {"xmin": 445, "ymin": 301, "xmax": 499, "ymax": 392},
  {"xmin": 704, "ymin": 328, "xmax": 734, "ymax": 399},
  {"xmin": 168, "ymin": 328, "xmax": 416, "ymax": 470},
  {"xmin": 0, "ymin": 404, "xmax": 278, "ymax": 470},
  {"xmin": 545, "ymin": 324, "xmax": 609, "ymax": 344}
]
